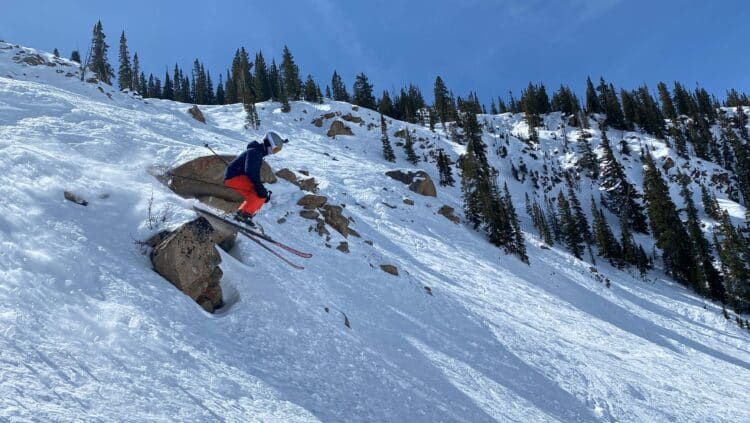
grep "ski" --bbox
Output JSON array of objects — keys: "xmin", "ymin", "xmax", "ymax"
[
  {"xmin": 193, "ymin": 205, "xmax": 313, "ymax": 259},
  {"xmin": 239, "ymin": 229, "xmax": 305, "ymax": 270}
]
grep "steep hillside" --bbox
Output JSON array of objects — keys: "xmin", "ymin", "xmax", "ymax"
[{"xmin": 1, "ymin": 42, "xmax": 749, "ymax": 422}]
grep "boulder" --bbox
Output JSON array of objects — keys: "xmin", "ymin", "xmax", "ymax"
[
  {"xmin": 438, "ymin": 205, "xmax": 460, "ymax": 224},
  {"xmin": 275, "ymin": 168, "xmax": 298, "ymax": 184},
  {"xmin": 298, "ymin": 177, "xmax": 319, "ymax": 193},
  {"xmin": 341, "ymin": 113, "xmax": 363, "ymax": 124},
  {"xmin": 168, "ymin": 155, "xmax": 275, "ymax": 202},
  {"xmin": 402, "ymin": 198, "xmax": 415, "ymax": 206},
  {"xmin": 150, "ymin": 217, "xmax": 225, "ymax": 312},
  {"xmin": 300, "ymin": 210, "xmax": 320, "ymax": 220},
  {"xmin": 662, "ymin": 156, "xmax": 675, "ymax": 171},
  {"xmin": 312, "ymin": 117, "xmax": 324, "ymax": 127},
  {"xmin": 380, "ymin": 265, "xmax": 399, "ymax": 276},
  {"xmin": 321, "ymin": 204, "xmax": 349, "ymax": 237},
  {"xmin": 297, "ymin": 194, "xmax": 328, "ymax": 209},
  {"xmin": 409, "ymin": 172, "xmax": 437, "ymax": 197},
  {"xmin": 193, "ymin": 210, "xmax": 239, "ymax": 252},
  {"xmin": 394, "ymin": 128, "xmax": 408, "ymax": 139},
  {"xmin": 385, "ymin": 170, "xmax": 437, "ymax": 197},
  {"xmin": 188, "ymin": 105, "xmax": 206, "ymax": 123},
  {"xmin": 260, "ymin": 161, "xmax": 278, "ymax": 183},
  {"xmin": 336, "ymin": 242, "xmax": 349, "ymax": 253},
  {"xmin": 327, "ymin": 120, "xmax": 354, "ymax": 138},
  {"xmin": 196, "ymin": 195, "xmax": 240, "ymax": 213}
]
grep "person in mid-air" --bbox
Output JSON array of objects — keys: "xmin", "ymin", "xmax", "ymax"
[{"xmin": 224, "ymin": 131, "xmax": 285, "ymax": 227}]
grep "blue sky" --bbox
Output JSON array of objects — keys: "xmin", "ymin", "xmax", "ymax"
[{"xmin": 1, "ymin": 0, "xmax": 748, "ymax": 104}]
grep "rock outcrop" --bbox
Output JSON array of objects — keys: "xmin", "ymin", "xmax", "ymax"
[
  {"xmin": 341, "ymin": 113, "xmax": 363, "ymax": 124},
  {"xmin": 321, "ymin": 204, "xmax": 350, "ymax": 238},
  {"xmin": 327, "ymin": 120, "xmax": 354, "ymax": 138},
  {"xmin": 188, "ymin": 105, "xmax": 206, "ymax": 123},
  {"xmin": 438, "ymin": 205, "xmax": 460, "ymax": 223},
  {"xmin": 385, "ymin": 170, "xmax": 437, "ymax": 197},
  {"xmin": 380, "ymin": 265, "xmax": 399, "ymax": 276},
  {"xmin": 168, "ymin": 155, "xmax": 275, "ymax": 202},
  {"xmin": 150, "ymin": 217, "xmax": 235, "ymax": 312},
  {"xmin": 297, "ymin": 194, "xmax": 328, "ymax": 209}
]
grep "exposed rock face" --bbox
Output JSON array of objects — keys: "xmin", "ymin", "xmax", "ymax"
[
  {"xmin": 438, "ymin": 205, "xmax": 460, "ymax": 223},
  {"xmin": 327, "ymin": 120, "xmax": 354, "ymax": 138},
  {"xmin": 385, "ymin": 170, "xmax": 437, "ymax": 197},
  {"xmin": 151, "ymin": 217, "xmax": 227, "ymax": 312},
  {"xmin": 341, "ymin": 113, "xmax": 363, "ymax": 124},
  {"xmin": 275, "ymin": 168, "xmax": 298, "ymax": 184},
  {"xmin": 297, "ymin": 194, "xmax": 328, "ymax": 209},
  {"xmin": 188, "ymin": 105, "xmax": 206, "ymax": 123},
  {"xmin": 168, "ymin": 155, "xmax": 275, "ymax": 202},
  {"xmin": 380, "ymin": 265, "xmax": 399, "ymax": 276},
  {"xmin": 321, "ymin": 204, "xmax": 350, "ymax": 237}
]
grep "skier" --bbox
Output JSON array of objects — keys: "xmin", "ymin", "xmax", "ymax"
[{"xmin": 224, "ymin": 131, "xmax": 286, "ymax": 226}]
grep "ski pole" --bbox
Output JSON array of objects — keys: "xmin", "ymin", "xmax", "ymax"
[{"xmin": 203, "ymin": 143, "xmax": 230, "ymax": 165}]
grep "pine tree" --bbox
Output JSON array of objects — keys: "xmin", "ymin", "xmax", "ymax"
[
  {"xmin": 679, "ymin": 175, "xmax": 726, "ymax": 301},
  {"xmin": 433, "ymin": 76, "xmax": 451, "ymax": 126},
  {"xmin": 303, "ymin": 74, "xmax": 319, "ymax": 102},
  {"xmin": 253, "ymin": 51, "xmax": 271, "ymax": 102},
  {"xmin": 131, "ymin": 54, "xmax": 141, "ymax": 94},
  {"xmin": 206, "ymin": 71, "xmax": 215, "ymax": 104},
  {"xmin": 331, "ymin": 70, "xmax": 350, "ymax": 102},
  {"xmin": 403, "ymin": 129, "xmax": 419, "ymax": 165},
  {"xmin": 642, "ymin": 154, "xmax": 695, "ymax": 284},
  {"xmin": 461, "ymin": 141, "xmax": 483, "ymax": 229},
  {"xmin": 268, "ymin": 60, "xmax": 280, "ymax": 100},
  {"xmin": 52, "ymin": 48, "xmax": 60, "ymax": 58},
  {"xmin": 380, "ymin": 114, "xmax": 395, "ymax": 162},
  {"xmin": 504, "ymin": 183, "xmax": 528, "ymax": 262},
  {"xmin": 577, "ymin": 133, "xmax": 599, "ymax": 178},
  {"xmin": 715, "ymin": 211, "xmax": 750, "ymax": 310},
  {"xmin": 557, "ymin": 191, "xmax": 584, "ymax": 258},
  {"xmin": 215, "ymin": 74, "xmax": 225, "ymax": 104},
  {"xmin": 162, "ymin": 70, "xmax": 174, "ymax": 100},
  {"xmin": 657, "ymin": 82, "xmax": 677, "ymax": 120},
  {"xmin": 567, "ymin": 182, "xmax": 592, "ymax": 243},
  {"xmin": 70, "ymin": 50, "xmax": 81, "ymax": 63},
  {"xmin": 599, "ymin": 124, "xmax": 649, "ymax": 233},
  {"xmin": 585, "ymin": 76, "xmax": 601, "ymax": 113},
  {"xmin": 279, "ymin": 80, "xmax": 291, "ymax": 112},
  {"xmin": 437, "ymin": 151, "xmax": 455, "ymax": 186},
  {"xmin": 86, "ymin": 20, "xmax": 114, "ymax": 84},
  {"xmin": 117, "ymin": 31, "xmax": 132, "ymax": 91},
  {"xmin": 280, "ymin": 45, "xmax": 301, "ymax": 100},
  {"xmin": 352, "ymin": 72, "xmax": 376, "ymax": 110},
  {"xmin": 591, "ymin": 197, "xmax": 622, "ymax": 261}
]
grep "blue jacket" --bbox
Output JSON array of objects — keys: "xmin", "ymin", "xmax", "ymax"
[{"xmin": 224, "ymin": 141, "xmax": 269, "ymax": 197}]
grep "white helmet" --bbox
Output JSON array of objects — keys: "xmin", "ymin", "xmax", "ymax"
[{"xmin": 263, "ymin": 131, "xmax": 286, "ymax": 154}]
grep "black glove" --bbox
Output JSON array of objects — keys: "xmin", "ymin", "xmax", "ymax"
[{"xmin": 265, "ymin": 191, "xmax": 272, "ymax": 203}]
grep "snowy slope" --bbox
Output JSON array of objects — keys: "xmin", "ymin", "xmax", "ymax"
[{"xmin": 1, "ymin": 42, "xmax": 749, "ymax": 422}]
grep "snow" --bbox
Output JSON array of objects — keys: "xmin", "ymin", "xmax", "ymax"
[{"xmin": 1, "ymin": 41, "xmax": 749, "ymax": 422}]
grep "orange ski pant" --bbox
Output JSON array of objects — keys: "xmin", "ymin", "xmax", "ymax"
[{"xmin": 224, "ymin": 175, "xmax": 265, "ymax": 215}]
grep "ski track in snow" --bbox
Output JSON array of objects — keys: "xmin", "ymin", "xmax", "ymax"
[{"xmin": 1, "ymin": 42, "xmax": 749, "ymax": 422}]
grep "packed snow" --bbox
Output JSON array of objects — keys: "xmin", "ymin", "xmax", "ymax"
[{"xmin": 1, "ymin": 42, "xmax": 749, "ymax": 422}]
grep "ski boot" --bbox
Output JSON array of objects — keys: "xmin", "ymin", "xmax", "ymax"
[{"xmin": 233, "ymin": 210, "xmax": 256, "ymax": 227}]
